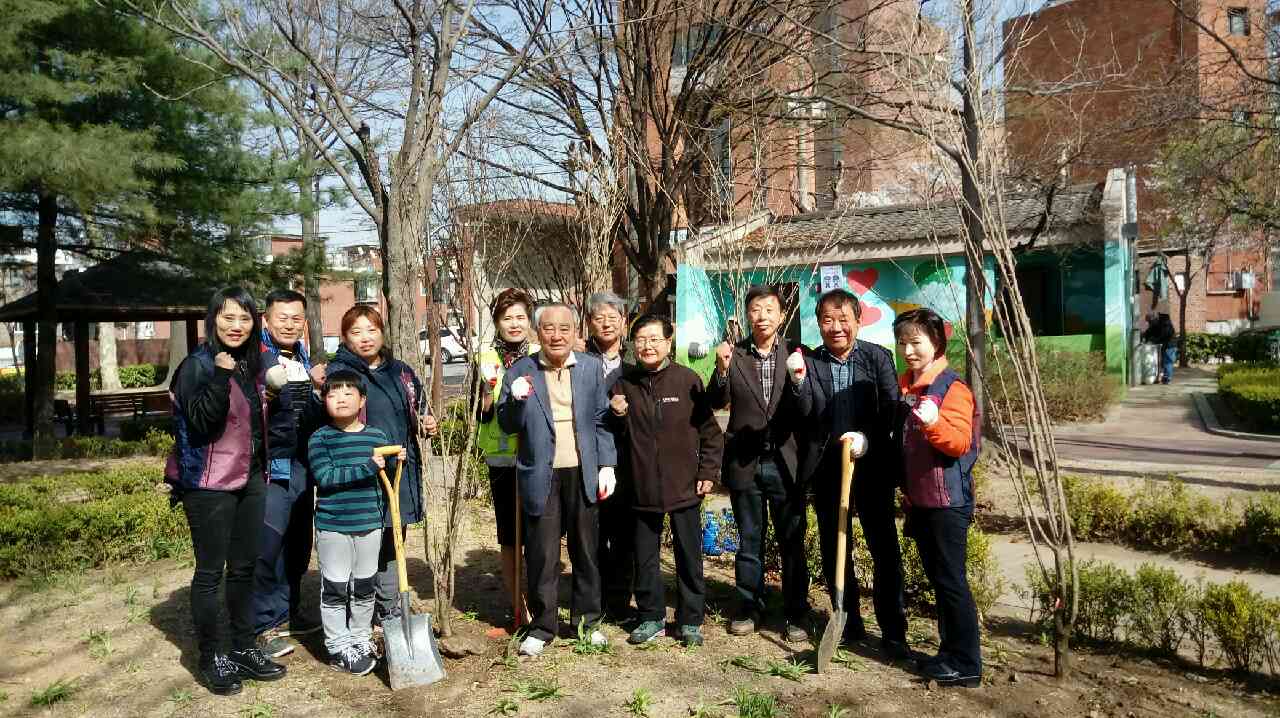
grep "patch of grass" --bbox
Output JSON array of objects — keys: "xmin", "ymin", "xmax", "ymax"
[
  {"xmin": 732, "ymin": 686, "xmax": 785, "ymax": 718},
  {"xmin": 30, "ymin": 678, "xmax": 75, "ymax": 707},
  {"xmin": 689, "ymin": 701, "xmax": 723, "ymax": 718},
  {"xmin": 87, "ymin": 628, "xmax": 113, "ymax": 660},
  {"xmin": 168, "ymin": 688, "xmax": 194, "ymax": 706},
  {"xmin": 512, "ymin": 677, "xmax": 563, "ymax": 702},
  {"xmin": 624, "ymin": 688, "xmax": 655, "ymax": 717},
  {"xmin": 569, "ymin": 619, "xmax": 610, "ymax": 655},
  {"xmin": 489, "ymin": 697, "xmax": 519, "ymax": 715},
  {"xmin": 634, "ymin": 638, "xmax": 670, "ymax": 652},
  {"xmin": 494, "ymin": 634, "xmax": 519, "ymax": 669},
  {"xmin": 458, "ymin": 609, "xmax": 479, "ymax": 622},
  {"xmin": 764, "ymin": 658, "xmax": 810, "ymax": 681},
  {"xmin": 0, "ymin": 689, "xmax": 8, "ymax": 702},
  {"xmin": 721, "ymin": 654, "xmax": 763, "ymax": 673},
  {"xmin": 240, "ymin": 692, "xmax": 274, "ymax": 718},
  {"xmin": 825, "ymin": 705, "xmax": 851, "ymax": 718},
  {"xmin": 830, "ymin": 649, "xmax": 865, "ymax": 670}
]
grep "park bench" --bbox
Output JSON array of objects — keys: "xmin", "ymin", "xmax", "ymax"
[{"xmin": 55, "ymin": 390, "xmax": 172, "ymax": 435}]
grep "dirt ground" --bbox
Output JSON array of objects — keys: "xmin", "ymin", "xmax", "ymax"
[{"xmin": 2, "ymin": 486, "xmax": 1278, "ymax": 718}]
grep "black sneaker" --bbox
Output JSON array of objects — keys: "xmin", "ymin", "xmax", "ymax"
[
  {"xmin": 881, "ymin": 639, "xmax": 912, "ymax": 661},
  {"xmin": 329, "ymin": 645, "xmax": 376, "ymax": 676},
  {"xmin": 923, "ymin": 661, "xmax": 981, "ymax": 688},
  {"xmin": 199, "ymin": 654, "xmax": 243, "ymax": 696},
  {"xmin": 227, "ymin": 647, "xmax": 287, "ymax": 681}
]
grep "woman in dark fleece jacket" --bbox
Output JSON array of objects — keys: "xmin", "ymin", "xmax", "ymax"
[
  {"xmin": 325, "ymin": 305, "xmax": 438, "ymax": 623},
  {"xmin": 170, "ymin": 287, "xmax": 285, "ymax": 696},
  {"xmin": 609, "ymin": 314, "xmax": 724, "ymax": 648}
]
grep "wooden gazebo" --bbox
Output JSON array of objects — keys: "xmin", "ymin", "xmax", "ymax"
[{"xmin": 0, "ymin": 252, "xmax": 218, "ymax": 436}]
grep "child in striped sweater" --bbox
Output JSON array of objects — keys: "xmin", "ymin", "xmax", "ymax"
[{"xmin": 308, "ymin": 369, "xmax": 403, "ymax": 676}]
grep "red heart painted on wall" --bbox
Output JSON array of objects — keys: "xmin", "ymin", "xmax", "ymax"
[
  {"xmin": 846, "ymin": 268, "xmax": 879, "ymax": 295},
  {"xmin": 859, "ymin": 302, "xmax": 882, "ymax": 326}
]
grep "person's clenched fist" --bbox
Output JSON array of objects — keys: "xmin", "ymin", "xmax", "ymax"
[
  {"xmin": 715, "ymin": 342, "xmax": 732, "ymax": 373},
  {"xmin": 785, "ymin": 348, "xmax": 805, "ymax": 384},
  {"xmin": 839, "ymin": 431, "xmax": 868, "ymax": 459},
  {"xmin": 610, "ymin": 394, "xmax": 628, "ymax": 416},
  {"xmin": 913, "ymin": 396, "xmax": 939, "ymax": 427},
  {"xmin": 511, "ymin": 375, "xmax": 533, "ymax": 400}
]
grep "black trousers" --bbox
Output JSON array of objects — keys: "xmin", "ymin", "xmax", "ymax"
[
  {"xmin": 729, "ymin": 459, "xmax": 810, "ymax": 621},
  {"xmin": 524, "ymin": 468, "xmax": 601, "ymax": 642},
  {"xmin": 182, "ymin": 477, "xmax": 267, "ymax": 660},
  {"xmin": 598, "ymin": 483, "xmax": 635, "ymax": 616},
  {"xmin": 909, "ymin": 506, "xmax": 981, "ymax": 675},
  {"xmin": 633, "ymin": 504, "xmax": 704, "ymax": 627},
  {"xmin": 252, "ymin": 476, "xmax": 314, "ymax": 634},
  {"xmin": 813, "ymin": 456, "xmax": 907, "ymax": 643}
]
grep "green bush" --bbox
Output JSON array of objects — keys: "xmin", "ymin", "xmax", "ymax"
[
  {"xmin": 119, "ymin": 417, "xmax": 175, "ymax": 442},
  {"xmin": 984, "ymin": 349, "xmax": 1120, "ymax": 423},
  {"xmin": 1062, "ymin": 476, "xmax": 1275, "ymax": 559},
  {"xmin": 1182, "ymin": 333, "xmax": 1233, "ymax": 364},
  {"xmin": 25, "ymin": 364, "xmax": 169, "ymax": 392},
  {"xmin": 1231, "ymin": 330, "xmax": 1276, "ymax": 363},
  {"xmin": 0, "ymin": 463, "xmax": 189, "ymax": 578},
  {"xmin": 1023, "ymin": 559, "xmax": 1280, "ymax": 676},
  {"xmin": 0, "ymin": 432, "xmax": 172, "ymax": 463},
  {"xmin": 1219, "ymin": 364, "xmax": 1280, "ymax": 433}
]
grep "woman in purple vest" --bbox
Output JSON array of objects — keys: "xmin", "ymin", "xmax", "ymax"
[{"xmin": 170, "ymin": 288, "xmax": 286, "ymax": 695}]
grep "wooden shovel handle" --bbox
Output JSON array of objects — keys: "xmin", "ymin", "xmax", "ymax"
[
  {"xmin": 376, "ymin": 450, "xmax": 409, "ymax": 594},
  {"xmin": 374, "ymin": 444, "xmax": 404, "ymax": 457},
  {"xmin": 834, "ymin": 436, "xmax": 857, "ymax": 593}
]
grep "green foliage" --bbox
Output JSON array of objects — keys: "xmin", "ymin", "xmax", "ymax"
[
  {"xmin": 1230, "ymin": 330, "xmax": 1277, "ymax": 363},
  {"xmin": 956, "ymin": 348, "xmax": 1120, "ymax": 422},
  {"xmin": 1024, "ymin": 560, "xmax": 1280, "ymax": 676},
  {"xmin": 0, "ymin": 463, "xmax": 189, "ymax": 578},
  {"xmin": 624, "ymin": 688, "xmax": 655, "ymax": 717},
  {"xmin": 1062, "ymin": 475, "xmax": 1280, "ymax": 561},
  {"xmin": 489, "ymin": 698, "xmax": 519, "ymax": 716},
  {"xmin": 1182, "ymin": 333, "xmax": 1233, "ymax": 364},
  {"xmin": 1218, "ymin": 363, "xmax": 1280, "ymax": 433},
  {"xmin": 29, "ymin": 679, "xmax": 76, "ymax": 707},
  {"xmin": 731, "ymin": 686, "xmax": 785, "ymax": 718},
  {"xmin": 569, "ymin": 618, "xmax": 611, "ymax": 655},
  {"xmin": 0, "ymin": 428, "xmax": 172, "ymax": 463},
  {"xmin": 512, "ymin": 677, "xmax": 563, "ymax": 702},
  {"xmin": 48, "ymin": 364, "xmax": 168, "ymax": 392},
  {"xmin": 86, "ymin": 628, "xmax": 113, "ymax": 660}
]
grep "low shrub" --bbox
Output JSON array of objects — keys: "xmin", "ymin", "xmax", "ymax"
[
  {"xmin": 983, "ymin": 349, "xmax": 1120, "ymax": 423},
  {"xmin": 0, "ymin": 463, "xmax": 189, "ymax": 578},
  {"xmin": 1231, "ymin": 330, "xmax": 1277, "ymax": 363},
  {"xmin": 1183, "ymin": 333, "xmax": 1234, "ymax": 364},
  {"xmin": 0, "ymin": 431, "xmax": 172, "ymax": 463},
  {"xmin": 1024, "ymin": 559, "xmax": 1280, "ymax": 676},
  {"xmin": 1062, "ymin": 476, "xmax": 1280, "ymax": 562},
  {"xmin": 1219, "ymin": 364, "xmax": 1280, "ymax": 433}
]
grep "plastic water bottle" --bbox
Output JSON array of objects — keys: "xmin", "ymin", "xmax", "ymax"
[
  {"xmin": 702, "ymin": 511, "xmax": 721, "ymax": 556},
  {"xmin": 719, "ymin": 508, "xmax": 739, "ymax": 553}
]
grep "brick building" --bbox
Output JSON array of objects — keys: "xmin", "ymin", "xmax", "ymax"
[{"xmin": 1004, "ymin": 0, "xmax": 1275, "ymax": 334}]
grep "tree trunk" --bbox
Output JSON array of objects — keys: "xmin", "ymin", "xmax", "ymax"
[
  {"xmin": 1177, "ymin": 250, "xmax": 1190, "ymax": 368},
  {"xmin": 959, "ymin": 1, "xmax": 987, "ymax": 416},
  {"xmin": 302, "ymin": 171, "xmax": 326, "ymax": 359},
  {"xmin": 1053, "ymin": 610, "xmax": 1072, "ymax": 678},
  {"xmin": 99, "ymin": 323, "xmax": 122, "ymax": 390},
  {"xmin": 33, "ymin": 190, "xmax": 58, "ymax": 444},
  {"xmin": 164, "ymin": 321, "xmax": 189, "ymax": 385}
]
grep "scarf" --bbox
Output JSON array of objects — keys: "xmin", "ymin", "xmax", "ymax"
[{"xmin": 494, "ymin": 336, "xmax": 529, "ymax": 369}]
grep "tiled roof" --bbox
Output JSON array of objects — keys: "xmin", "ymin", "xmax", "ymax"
[{"xmin": 735, "ymin": 183, "xmax": 1101, "ymax": 250}]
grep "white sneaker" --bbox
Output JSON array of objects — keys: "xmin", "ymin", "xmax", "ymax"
[
  {"xmin": 518, "ymin": 636, "xmax": 546, "ymax": 657},
  {"xmin": 589, "ymin": 630, "xmax": 607, "ymax": 647}
]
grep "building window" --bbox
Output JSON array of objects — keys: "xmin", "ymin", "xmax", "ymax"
[
  {"xmin": 1227, "ymin": 7, "xmax": 1249, "ymax": 36},
  {"xmin": 714, "ymin": 121, "xmax": 733, "ymax": 203},
  {"xmin": 672, "ymin": 23, "xmax": 723, "ymax": 67},
  {"xmin": 354, "ymin": 274, "xmax": 379, "ymax": 304}
]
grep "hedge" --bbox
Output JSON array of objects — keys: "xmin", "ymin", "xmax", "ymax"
[
  {"xmin": 954, "ymin": 348, "xmax": 1120, "ymax": 423},
  {"xmin": 0, "ymin": 364, "xmax": 167, "ymax": 395},
  {"xmin": 1218, "ymin": 363, "xmax": 1280, "ymax": 433},
  {"xmin": 1181, "ymin": 333, "xmax": 1233, "ymax": 364},
  {"xmin": 0, "ymin": 429, "xmax": 174, "ymax": 464},
  {"xmin": 0, "ymin": 463, "xmax": 190, "ymax": 579},
  {"xmin": 1063, "ymin": 474, "xmax": 1280, "ymax": 563},
  {"xmin": 1024, "ymin": 560, "xmax": 1280, "ymax": 676}
]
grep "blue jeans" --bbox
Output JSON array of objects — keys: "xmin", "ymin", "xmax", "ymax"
[
  {"xmin": 729, "ymin": 459, "xmax": 810, "ymax": 621},
  {"xmin": 1161, "ymin": 345, "xmax": 1177, "ymax": 384}
]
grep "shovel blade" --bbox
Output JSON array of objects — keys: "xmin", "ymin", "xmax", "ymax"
[
  {"xmin": 816, "ymin": 609, "xmax": 847, "ymax": 674},
  {"xmin": 383, "ymin": 612, "xmax": 447, "ymax": 690}
]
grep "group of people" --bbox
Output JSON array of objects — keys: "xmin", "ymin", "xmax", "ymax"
[
  {"xmin": 167, "ymin": 281, "xmax": 983, "ymax": 698},
  {"xmin": 479, "ymin": 285, "xmax": 983, "ymax": 688},
  {"xmin": 168, "ymin": 288, "xmax": 437, "ymax": 696}
]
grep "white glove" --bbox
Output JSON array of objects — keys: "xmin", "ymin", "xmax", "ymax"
[
  {"xmin": 511, "ymin": 375, "xmax": 532, "ymax": 400},
  {"xmin": 839, "ymin": 431, "xmax": 868, "ymax": 458},
  {"xmin": 481, "ymin": 361, "xmax": 500, "ymax": 388},
  {"xmin": 280, "ymin": 355, "xmax": 309, "ymax": 382},
  {"xmin": 913, "ymin": 396, "xmax": 939, "ymax": 427},
  {"xmin": 265, "ymin": 365, "xmax": 289, "ymax": 393},
  {"xmin": 785, "ymin": 348, "xmax": 806, "ymax": 384},
  {"xmin": 597, "ymin": 466, "xmax": 616, "ymax": 500}
]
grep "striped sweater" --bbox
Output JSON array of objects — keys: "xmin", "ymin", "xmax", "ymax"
[{"xmin": 308, "ymin": 424, "xmax": 390, "ymax": 533}]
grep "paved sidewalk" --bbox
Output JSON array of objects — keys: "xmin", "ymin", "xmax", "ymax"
[{"xmin": 1048, "ymin": 367, "xmax": 1280, "ymax": 472}]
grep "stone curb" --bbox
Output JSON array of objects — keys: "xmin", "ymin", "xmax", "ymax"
[{"xmin": 1192, "ymin": 391, "xmax": 1280, "ymax": 444}]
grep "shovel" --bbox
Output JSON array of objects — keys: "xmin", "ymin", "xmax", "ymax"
[
  {"xmin": 375, "ymin": 444, "xmax": 447, "ymax": 690},
  {"xmin": 817, "ymin": 436, "xmax": 857, "ymax": 673}
]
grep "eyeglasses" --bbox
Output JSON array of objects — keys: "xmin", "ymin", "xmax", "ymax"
[{"xmin": 633, "ymin": 337, "xmax": 668, "ymax": 347}]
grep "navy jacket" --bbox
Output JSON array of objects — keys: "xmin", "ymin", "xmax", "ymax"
[
  {"xmin": 795, "ymin": 340, "xmax": 901, "ymax": 489},
  {"xmin": 497, "ymin": 351, "xmax": 618, "ymax": 516},
  {"xmin": 259, "ymin": 331, "xmax": 325, "ymax": 493}
]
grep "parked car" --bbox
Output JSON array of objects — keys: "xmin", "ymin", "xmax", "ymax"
[{"xmin": 418, "ymin": 326, "xmax": 470, "ymax": 364}]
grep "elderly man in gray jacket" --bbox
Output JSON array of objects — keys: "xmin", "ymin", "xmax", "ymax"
[{"xmin": 498, "ymin": 302, "xmax": 618, "ymax": 656}]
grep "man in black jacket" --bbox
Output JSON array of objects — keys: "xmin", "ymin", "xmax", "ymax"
[
  {"xmin": 709, "ymin": 285, "xmax": 811, "ymax": 642},
  {"xmin": 797, "ymin": 289, "xmax": 909, "ymax": 659},
  {"xmin": 610, "ymin": 315, "xmax": 723, "ymax": 647},
  {"xmin": 252, "ymin": 290, "xmax": 327, "ymax": 658}
]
